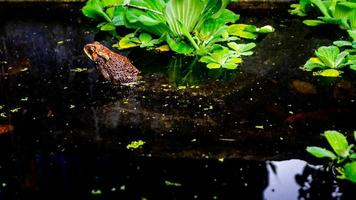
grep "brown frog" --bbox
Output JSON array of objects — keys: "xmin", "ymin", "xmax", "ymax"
[{"xmin": 84, "ymin": 41, "xmax": 140, "ymax": 85}]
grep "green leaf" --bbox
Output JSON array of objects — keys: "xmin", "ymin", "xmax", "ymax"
[
  {"xmin": 306, "ymin": 146, "xmax": 337, "ymax": 160},
  {"xmin": 82, "ymin": 0, "xmax": 112, "ymax": 22},
  {"xmin": 350, "ymin": 153, "xmax": 356, "ymax": 159},
  {"xmin": 334, "ymin": 51, "xmax": 348, "ymax": 68},
  {"xmin": 310, "ymin": 0, "xmax": 331, "ymax": 17},
  {"xmin": 138, "ymin": 15, "xmax": 160, "ymax": 26},
  {"xmin": 100, "ymin": 23, "xmax": 116, "ymax": 31},
  {"xmin": 304, "ymin": 57, "xmax": 326, "ymax": 70},
  {"xmin": 333, "ymin": 40, "xmax": 352, "ymax": 47},
  {"xmin": 338, "ymin": 2, "xmax": 356, "ymax": 9},
  {"xmin": 200, "ymin": 55, "xmax": 216, "ymax": 63},
  {"xmin": 228, "ymin": 57, "xmax": 242, "ymax": 63},
  {"xmin": 354, "ymin": 131, "xmax": 356, "ymax": 142},
  {"xmin": 222, "ymin": 63, "xmax": 238, "ymax": 69},
  {"xmin": 303, "ymin": 19, "xmax": 325, "ymax": 26},
  {"xmin": 315, "ymin": 46, "xmax": 340, "ymax": 68},
  {"xmin": 256, "ymin": 25, "xmax": 275, "ymax": 33},
  {"xmin": 166, "ymin": 35, "xmax": 194, "ymax": 55},
  {"xmin": 343, "ymin": 162, "xmax": 356, "ymax": 183},
  {"xmin": 115, "ymin": 34, "xmax": 139, "ymax": 49},
  {"xmin": 324, "ymin": 130, "xmax": 349, "ymax": 157},
  {"xmin": 348, "ymin": 30, "xmax": 356, "ymax": 41},
  {"xmin": 227, "ymin": 24, "xmax": 258, "ymax": 39},
  {"xmin": 164, "ymin": 0, "xmax": 206, "ymax": 35},
  {"xmin": 139, "ymin": 33, "xmax": 152, "ymax": 43},
  {"xmin": 318, "ymin": 69, "xmax": 341, "ymax": 77},
  {"xmin": 227, "ymin": 42, "xmax": 256, "ymax": 52},
  {"xmin": 207, "ymin": 63, "xmax": 221, "ymax": 69}
]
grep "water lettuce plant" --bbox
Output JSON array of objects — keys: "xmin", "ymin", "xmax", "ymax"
[
  {"xmin": 290, "ymin": 0, "xmax": 356, "ymax": 30},
  {"xmin": 82, "ymin": 0, "xmax": 274, "ymax": 70},
  {"xmin": 303, "ymin": 44, "xmax": 355, "ymax": 76},
  {"xmin": 306, "ymin": 130, "xmax": 356, "ymax": 183},
  {"xmin": 290, "ymin": 0, "xmax": 356, "ymax": 77}
]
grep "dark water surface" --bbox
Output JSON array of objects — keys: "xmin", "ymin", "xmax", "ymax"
[{"xmin": 0, "ymin": 3, "xmax": 355, "ymax": 200}]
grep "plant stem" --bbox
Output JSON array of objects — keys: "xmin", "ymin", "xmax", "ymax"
[{"xmin": 124, "ymin": 4, "xmax": 163, "ymax": 15}]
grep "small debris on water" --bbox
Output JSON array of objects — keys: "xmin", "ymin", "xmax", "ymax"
[
  {"xmin": 126, "ymin": 140, "xmax": 145, "ymax": 150},
  {"xmin": 10, "ymin": 107, "xmax": 21, "ymax": 113},
  {"xmin": 120, "ymin": 185, "xmax": 126, "ymax": 191},
  {"xmin": 255, "ymin": 125, "xmax": 264, "ymax": 129},
  {"xmin": 91, "ymin": 189, "xmax": 102, "ymax": 195},
  {"xmin": 0, "ymin": 112, "xmax": 7, "ymax": 118},
  {"xmin": 70, "ymin": 67, "xmax": 88, "ymax": 72},
  {"xmin": 164, "ymin": 180, "xmax": 182, "ymax": 187},
  {"xmin": 177, "ymin": 86, "xmax": 186, "ymax": 90}
]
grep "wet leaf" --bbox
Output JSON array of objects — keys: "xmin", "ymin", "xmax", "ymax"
[
  {"xmin": 304, "ymin": 57, "xmax": 325, "ymax": 70},
  {"xmin": 166, "ymin": 35, "xmax": 194, "ymax": 55},
  {"xmin": 303, "ymin": 19, "xmax": 325, "ymax": 26},
  {"xmin": 315, "ymin": 46, "xmax": 340, "ymax": 68},
  {"xmin": 116, "ymin": 35, "xmax": 139, "ymax": 49},
  {"xmin": 333, "ymin": 40, "xmax": 352, "ymax": 47},
  {"xmin": 343, "ymin": 162, "xmax": 356, "ymax": 183},
  {"xmin": 155, "ymin": 44, "xmax": 170, "ymax": 52},
  {"xmin": 0, "ymin": 124, "xmax": 14, "ymax": 134},
  {"xmin": 139, "ymin": 33, "xmax": 152, "ymax": 43},
  {"xmin": 256, "ymin": 25, "xmax": 274, "ymax": 33},
  {"xmin": 324, "ymin": 130, "xmax": 349, "ymax": 157},
  {"xmin": 306, "ymin": 146, "xmax": 337, "ymax": 160},
  {"xmin": 222, "ymin": 63, "xmax": 237, "ymax": 69},
  {"xmin": 207, "ymin": 63, "xmax": 221, "ymax": 69},
  {"xmin": 318, "ymin": 69, "xmax": 341, "ymax": 77},
  {"xmin": 291, "ymin": 80, "xmax": 317, "ymax": 95}
]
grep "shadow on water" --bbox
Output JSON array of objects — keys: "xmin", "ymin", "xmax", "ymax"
[{"xmin": 0, "ymin": 3, "xmax": 355, "ymax": 200}]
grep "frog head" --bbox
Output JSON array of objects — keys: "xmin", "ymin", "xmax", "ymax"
[{"xmin": 84, "ymin": 41, "xmax": 110, "ymax": 62}]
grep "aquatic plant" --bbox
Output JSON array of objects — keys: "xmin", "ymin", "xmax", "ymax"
[
  {"xmin": 306, "ymin": 130, "xmax": 356, "ymax": 183},
  {"xmin": 290, "ymin": 0, "xmax": 356, "ymax": 30},
  {"xmin": 82, "ymin": 0, "xmax": 274, "ymax": 70},
  {"xmin": 290, "ymin": 0, "xmax": 356, "ymax": 76},
  {"xmin": 303, "ymin": 45, "xmax": 354, "ymax": 77}
]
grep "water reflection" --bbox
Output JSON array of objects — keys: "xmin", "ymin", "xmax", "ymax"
[
  {"xmin": 264, "ymin": 159, "xmax": 312, "ymax": 200},
  {"xmin": 263, "ymin": 159, "xmax": 354, "ymax": 200}
]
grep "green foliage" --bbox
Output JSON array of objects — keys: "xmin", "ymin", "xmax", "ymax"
[
  {"xmin": 291, "ymin": 0, "xmax": 356, "ymax": 76},
  {"xmin": 82, "ymin": 0, "xmax": 274, "ymax": 69},
  {"xmin": 290, "ymin": 0, "xmax": 356, "ymax": 30},
  {"xmin": 306, "ymin": 130, "xmax": 356, "ymax": 183},
  {"xmin": 302, "ymin": 32, "xmax": 356, "ymax": 77},
  {"xmin": 302, "ymin": 45, "xmax": 354, "ymax": 77}
]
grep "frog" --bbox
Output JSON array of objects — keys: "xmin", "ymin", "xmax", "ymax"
[{"xmin": 84, "ymin": 41, "xmax": 140, "ymax": 85}]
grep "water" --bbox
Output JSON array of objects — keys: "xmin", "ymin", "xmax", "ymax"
[{"xmin": 0, "ymin": 3, "xmax": 355, "ymax": 199}]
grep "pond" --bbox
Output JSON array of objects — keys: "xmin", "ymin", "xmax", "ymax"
[{"xmin": 0, "ymin": 2, "xmax": 355, "ymax": 200}]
